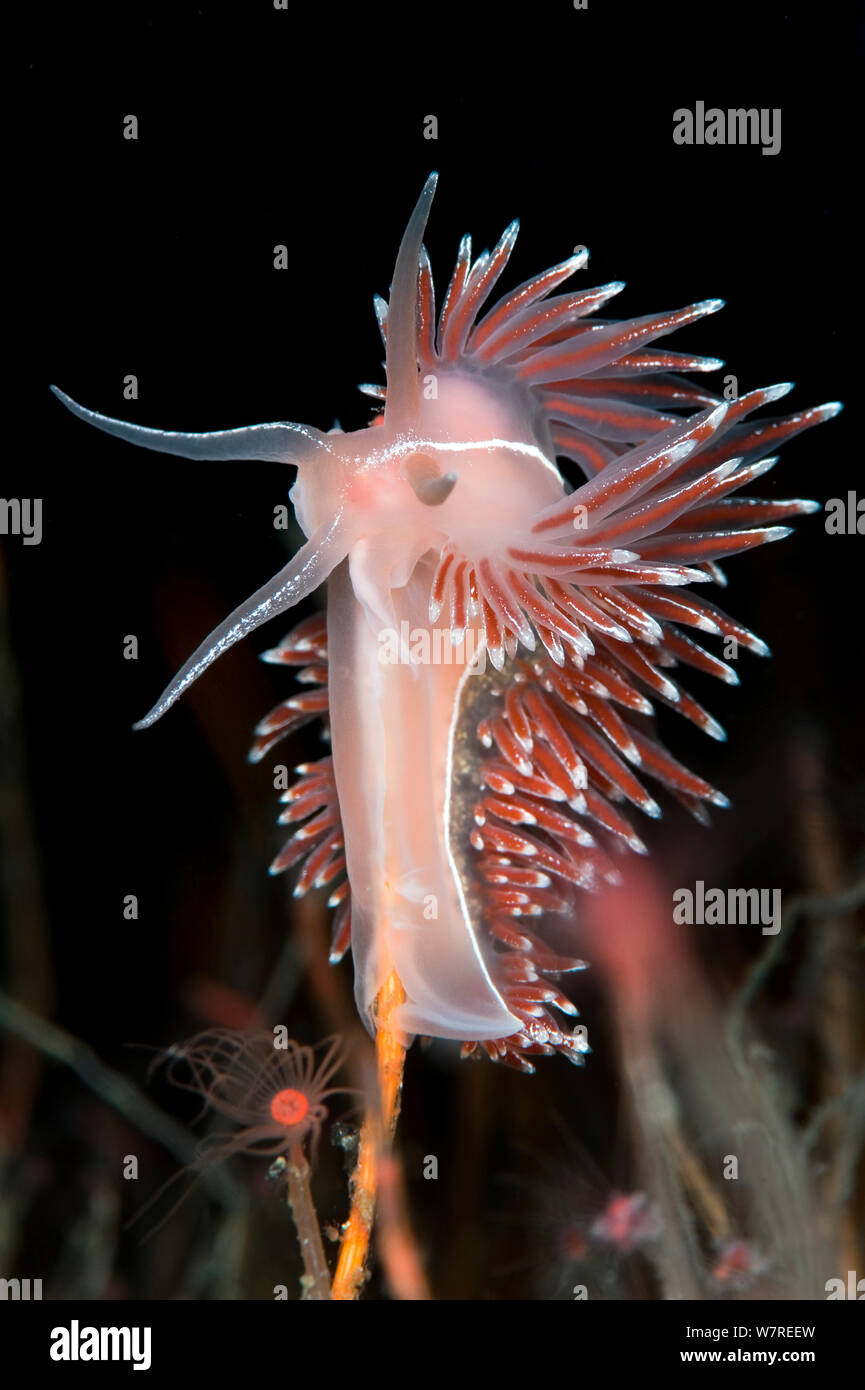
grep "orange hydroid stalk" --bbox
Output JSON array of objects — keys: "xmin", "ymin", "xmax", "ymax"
[{"xmin": 332, "ymin": 970, "xmax": 407, "ymax": 1300}]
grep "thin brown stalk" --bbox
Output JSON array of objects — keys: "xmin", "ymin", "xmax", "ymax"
[{"xmin": 283, "ymin": 1143, "xmax": 332, "ymax": 1300}]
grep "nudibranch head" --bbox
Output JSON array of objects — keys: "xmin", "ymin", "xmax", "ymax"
[
  {"xmin": 52, "ymin": 174, "xmax": 841, "ymax": 1068},
  {"xmin": 292, "ymin": 370, "xmax": 563, "ymax": 634}
]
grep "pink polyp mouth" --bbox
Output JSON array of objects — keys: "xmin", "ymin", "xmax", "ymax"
[{"xmin": 270, "ymin": 1088, "xmax": 310, "ymax": 1127}]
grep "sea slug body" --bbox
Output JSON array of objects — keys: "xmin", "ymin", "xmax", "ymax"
[{"xmin": 52, "ymin": 174, "xmax": 841, "ymax": 1070}]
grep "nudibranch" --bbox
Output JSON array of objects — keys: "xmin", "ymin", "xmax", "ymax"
[{"xmin": 52, "ymin": 173, "xmax": 840, "ymax": 1070}]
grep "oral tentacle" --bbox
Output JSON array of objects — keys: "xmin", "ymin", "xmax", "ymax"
[
  {"xmin": 132, "ymin": 511, "xmax": 352, "ymax": 729},
  {"xmin": 50, "ymin": 385, "xmax": 330, "ymax": 462}
]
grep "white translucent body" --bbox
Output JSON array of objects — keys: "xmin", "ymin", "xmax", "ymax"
[{"xmin": 311, "ymin": 374, "xmax": 565, "ymax": 1038}]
